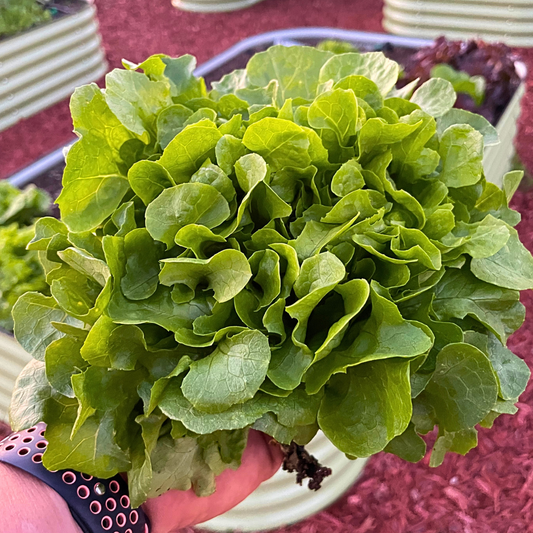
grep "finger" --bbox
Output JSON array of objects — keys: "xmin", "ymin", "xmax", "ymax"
[
  {"xmin": 259, "ymin": 431, "xmax": 285, "ymax": 471},
  {"xmin": 143, "ymin": 430, "xmax": 283, "ymax": 533}
]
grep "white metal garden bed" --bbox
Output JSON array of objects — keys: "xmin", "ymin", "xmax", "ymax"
[
  {"xmin": 485, "ymin": 80, "xmax": 525, "ymax": 188},
  {"xmin": 0, "ymin": 332, "xmax": 31, "ymax": 423},
  {"xmin": 172, "ymin": 0, "xmax": 263, "ymax": 12},
  {"xmin": 383, "ymin": 0, "xmax": 533, "ymax": 47},
  {"xmin": 0, "ymin": 2, "xmax": 107, "ymax": 132}
]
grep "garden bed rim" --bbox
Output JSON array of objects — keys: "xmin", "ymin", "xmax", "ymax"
[
  {"xmin": 172, "ymin": 0, "xmax": 264, "ymax": 13},
  {"xmin": 194, "ymin": 27, "xmax": 433, "ymax": 78}
]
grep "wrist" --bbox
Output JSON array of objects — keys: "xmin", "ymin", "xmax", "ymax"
[{"xmin": 0, "ymin": 461, "xmax": 83, "ymax": 533}]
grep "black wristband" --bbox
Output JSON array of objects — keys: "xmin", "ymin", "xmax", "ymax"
[{"xmin": 0, "ymin": 422, "xmax": 150, "ymax": 533}]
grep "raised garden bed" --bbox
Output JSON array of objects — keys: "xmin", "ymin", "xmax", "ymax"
[
  {"xmin": 383, "ymin": 0, "xmax": 533, "ymax": 47},
  {"xmin": 0, "ymin": 331, "xmax": 31, "ymax": 423},
  {"xmin": 0, "ymin": 0, "xmax": 107, "ymax": 132}
]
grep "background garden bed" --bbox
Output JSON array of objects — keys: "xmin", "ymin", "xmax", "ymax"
[
  {"xmin": 0, "ymin": 0, "xmax": 107, "ymax": 132},
  {"xmin": 383, "ymin": 0, "xmax": 533, "ymax": 47}
]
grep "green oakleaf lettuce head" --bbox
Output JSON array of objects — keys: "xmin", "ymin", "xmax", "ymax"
[{"xmin": 10, "ymin": 46, "xmax": 533, "ymax": 506}]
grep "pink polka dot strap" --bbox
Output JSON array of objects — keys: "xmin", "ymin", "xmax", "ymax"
[{"xmin": 0, "ymin": 422, "xmax": 150, "ymax": 533}]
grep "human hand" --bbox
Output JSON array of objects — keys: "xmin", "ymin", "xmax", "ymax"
[
  {"xmin": 143, "ymin": 430, "xmax": 284, "ymax": 533},
  {"xmin": 0, "ymin": 429, "xmax": 283, "ymax": 533}
]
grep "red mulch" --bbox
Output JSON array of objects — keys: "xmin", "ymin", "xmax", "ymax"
[{"xmin": 1, "ymin": 1, "xmax": 533, "ymax": 531}]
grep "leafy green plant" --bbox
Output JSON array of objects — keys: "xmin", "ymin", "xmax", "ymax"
[
  {"xmin": 0, "ymin": 0, "xmax": 51, "ymax": 38},
  {"xmin": 0, "ymin": 182, "xmax": 50, "ymax": 331},
  {"xmin": 431, "ymin": 64, "xmax": 486, "ymax": 106},
  {"xmin": 10, "ymin": 46, "xmax": 533, "ymax": 507},
  {"xmin": 317, "ymin": 39, "xmax": 359, "ymax": 54}
]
